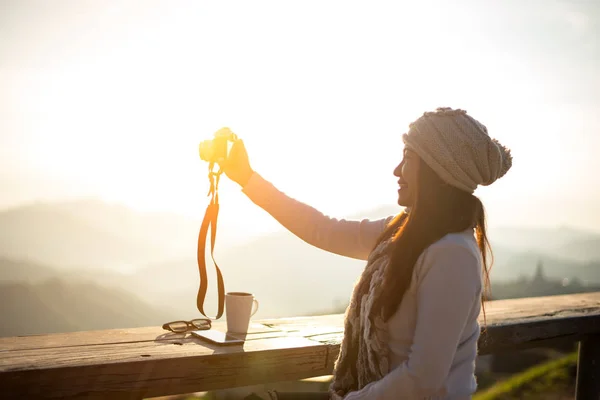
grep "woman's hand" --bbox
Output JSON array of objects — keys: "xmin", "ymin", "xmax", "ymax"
[{"xmin": 223, "ymin": 138, "xmax": 254, "ymax": 187}]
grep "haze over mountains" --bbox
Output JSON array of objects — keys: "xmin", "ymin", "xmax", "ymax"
[
  {"xmin": 0, "ymin": 279, "xmax": 173, "ymax": 337},
  {"xmin": 1, "ymin": 199, "xmax": 599, "ymax": 337},
  {"xmin": 0, "ymin": 199, "xmax": 202, "ymax": 271}
]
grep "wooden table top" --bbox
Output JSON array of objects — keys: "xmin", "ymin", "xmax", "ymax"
[{"xmin": 1, "ymin": 292, "xmax": 600, "ymax": 399}]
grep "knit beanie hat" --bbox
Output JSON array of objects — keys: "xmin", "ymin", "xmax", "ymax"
[{"xmin": 402, "ymin": 107, "xmax": 512, "ymax": 193}]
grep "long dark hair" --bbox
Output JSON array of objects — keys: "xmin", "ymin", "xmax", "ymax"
[{"xmin": 374, "ymin": 158, "xmax": 492, "ymax": 326}]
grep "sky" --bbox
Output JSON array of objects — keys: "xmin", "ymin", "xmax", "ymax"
[{"xmin": 1, "ymin": 0, "xmax": 600, "ymax": 234}]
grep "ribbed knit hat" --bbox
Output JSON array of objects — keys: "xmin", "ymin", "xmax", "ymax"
[{"xmin": 402, "ymin": 107, "xmax": 512, "ymax": 193}]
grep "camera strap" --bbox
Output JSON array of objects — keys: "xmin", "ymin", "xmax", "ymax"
[{"xmin": 196, "ymin": 163, "xmax": 225, "ymax": 320}]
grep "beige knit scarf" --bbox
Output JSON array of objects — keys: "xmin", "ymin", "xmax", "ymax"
[{"xmin": 329, "ymin": 237, "xmax": 394, "ymax": 399}]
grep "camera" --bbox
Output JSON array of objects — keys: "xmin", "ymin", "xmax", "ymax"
[{"xmin": 199, "ymin": 127, "xmax": 238, "ymax": 164}]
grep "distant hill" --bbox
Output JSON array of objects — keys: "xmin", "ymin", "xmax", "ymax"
[
  {"xmin": 348, "ymin": 207, "xmax": 600, "ymax": 264},
  {"xmin": 0, "ymin": 257, "xmax": 58, "ymax": 282},
  {"xmin": 489, "ymin": 226, "xmax": 600, "ymax": 263},
  {"xmin": 488, "ymin": 248, "xmax": 600, "ymax": 284},
  {"xmin": 0, "ymin": 199, "xmax": 202, "ymax": 270},
  {"xmin": 2, "ymin": 198, "xmax": 600, "ymax": 321},
  {"xmin": 559, "ymin": 237, "xmax": 600, "ymax": 263},
  {"xmin": 489, "ymin": 226, "xmax": 592, "ymax": 250},
  {"xmin": 0, "ymin": 256, "xmax": 144, "ymax": 293},
  {"xmin": 0, "ymin": 278, "xmax": 175, "ymax": 337},
  {"xmin": 2, "ymin": 197, "xmax": 598, "ymax": 272},
  {"xmin": 0, "ymin": 200, "xmax": 404, "ymax": 319}
]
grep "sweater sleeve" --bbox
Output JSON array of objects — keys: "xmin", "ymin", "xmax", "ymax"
[
  {"xmin": 241, "ymin": 172, "xmax": 395, "ymax": 261},
  {"xmin": 344, "ymin": 243, "xmax": 481, "ymax": 399}
]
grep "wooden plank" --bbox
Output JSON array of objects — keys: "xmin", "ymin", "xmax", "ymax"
[
  {"xmin": 0, "ymin": 333, "xmax": 324, "ymax": 370},
  {"xmin": 1, "ymin": 336, "xmax": 331, "ymax": 399},
  {"xmin": 479, "ymin": 314, "xmax": 600, "ymax": 354},
  {"xmin": 258, "ymin": 293, "xmax": 600, "ymax": 354},
  {"xmin": 260, "ymin": 314, "xmax": 345, "ymax": 329},
  {"xmin": 477, "ymin": 293, "xmax": 600, "ymax": 354},
  {"xmin": 0, "ymin": 322, "xmax": 280, "ymax": 352},
  {"xmin": 481, "ymin": 292, "xmax": 600, "ymax": 323}
]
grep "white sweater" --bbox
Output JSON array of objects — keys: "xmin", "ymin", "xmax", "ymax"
[{"xmin": 242, "ymin": 172, "xmax": 483, "ymax": 400}]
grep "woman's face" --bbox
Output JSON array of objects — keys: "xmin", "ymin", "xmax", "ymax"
[{"xmin": 394, "ymin": 148, "xmax": 420, "ymax": 207}]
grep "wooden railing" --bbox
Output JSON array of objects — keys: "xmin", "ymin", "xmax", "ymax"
[{"xmin": 1, "ymin": 292, "xmax": 600, "ymax": 399}]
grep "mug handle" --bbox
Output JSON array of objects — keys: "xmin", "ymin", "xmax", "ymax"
[{"xmin": 250, "ymin": 299, "xmax": 259, "ymax": 317}]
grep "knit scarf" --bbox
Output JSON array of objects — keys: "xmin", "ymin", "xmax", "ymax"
[{"xmin": 329, "ymin": 237, "xmax": 394, "ymax": 399}]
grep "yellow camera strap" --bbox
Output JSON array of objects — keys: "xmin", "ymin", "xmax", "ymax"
[{"xmin": 196, "ymin": 164, "xmax": 225, "ymax": 320}]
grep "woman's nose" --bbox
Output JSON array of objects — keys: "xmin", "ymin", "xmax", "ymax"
[{"xmin": 393, "ymin": 163, "xmax": 402, "ymax": 177}]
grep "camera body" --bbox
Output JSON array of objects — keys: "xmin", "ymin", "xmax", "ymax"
[{"xmin": 199, "ymin": 127, "xmax": 238, "ymax": 164}]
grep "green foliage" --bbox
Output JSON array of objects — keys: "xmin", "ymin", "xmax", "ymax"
[{"xmin": 474, "ymin": 352, "xmax": 577, "ymax": 400}]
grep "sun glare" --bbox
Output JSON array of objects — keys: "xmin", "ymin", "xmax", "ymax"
[{"xmin": 2, "ymin": 0, "xmax": 599, "ymax": 231}]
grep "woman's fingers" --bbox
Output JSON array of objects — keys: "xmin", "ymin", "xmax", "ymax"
[{"xmin": 223, "ymin": 138, "xmax": 253, "ymax": 186}]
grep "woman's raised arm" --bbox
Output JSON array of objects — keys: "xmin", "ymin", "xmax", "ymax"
[
  {"xmin": 222, "ymin": 137, "xmax": 393, "ymax": 260},
  {"xmin": 242, "ymin": 172, "xmax": 393, "ymax": 260}
]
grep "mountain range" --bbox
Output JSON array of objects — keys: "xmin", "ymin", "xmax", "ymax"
[
  {"xmin": 0, "ymin": 278, "xmax": 174, "ymax": 337},
  {"xmin": 0, "ymin": 199, "xmax": 201, "ymax": 270},
  {"xmin": 1, "ymin": 199, "xmax": 600, "ymax": 336}
]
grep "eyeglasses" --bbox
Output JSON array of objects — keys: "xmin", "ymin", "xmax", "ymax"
[{"xmin": 162, "ymin": 318, "xmax": 211, "ymax": 333}]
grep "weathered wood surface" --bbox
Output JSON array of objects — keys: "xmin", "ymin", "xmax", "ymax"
[{"xmin": 1, "ymin": 292, "xmax": 600, "ymax": 399}]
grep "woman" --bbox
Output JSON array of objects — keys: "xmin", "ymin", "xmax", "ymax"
[{"xmin": 226, "ymin": 107, "xmax": 512, "ymax": 400}]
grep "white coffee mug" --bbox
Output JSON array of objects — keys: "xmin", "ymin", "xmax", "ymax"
[{"xmin": 225, "ymin": 292, "xmax": 259, "ymax": 333}]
